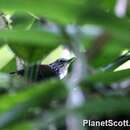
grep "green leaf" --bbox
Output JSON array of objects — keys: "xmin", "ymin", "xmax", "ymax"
[
  {"xmin": 102, "ymin": 53, "xmax": 130, "ymax": 71},
  {"xmin": 0, "ymin": 45, "xmax": 14, "ymax": 69},
  {"xmin": 12, "ymin": 13, "xmax": 37, "ymax": 30},
  {"xmin": 90, "ymin": 39, "xmax": 126, "ymax": 67},
  {"xmin": 4, "ymin": 97, "xmax": 130, "ymax": 130},
  {"xmin": 0, "ymin": 30, "xmax": 63, "ymax": 62},
  {"xmin": 0, "ymin": 79, "xmax": 67, "ymax": 128},
  {"xmin": 1, "ymin": 58, "xmax": 16, "ymax": 72},
  {"xmin": 0, "ymin": 80, "xmax": 66, "ymax": 114},
  {"xmin": 87, "ymin": 69, "xmax": 130, "ymax": 84},
  {"xmin": 0, "ymin": 30, "xmax": 62, "ymax": 46},
  {"xmin": 0, "ymin": 0, "xmax": 84, "ymax": 24}
]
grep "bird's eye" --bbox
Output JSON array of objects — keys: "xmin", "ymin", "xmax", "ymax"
[
  {"xmin": 59, "ymin": 60, "xmax": 63, "ymax": 63},
  {"xmin": 59, "ymin": 59, "xmax": 65, "ymax": 63}
]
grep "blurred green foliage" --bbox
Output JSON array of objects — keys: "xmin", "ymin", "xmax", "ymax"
[{"xmin": 0, "ymin": 0, "xmax": 130, "ymax": 130}]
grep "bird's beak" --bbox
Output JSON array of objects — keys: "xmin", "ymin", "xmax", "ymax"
[{"xmin": 67, "ymin": 57, "xmax": 76, "ymax": 64}]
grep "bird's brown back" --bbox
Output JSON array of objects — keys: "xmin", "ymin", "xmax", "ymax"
[{"xmin": 11, "ymin": 64, "xmax": 58, "ymax": 82}]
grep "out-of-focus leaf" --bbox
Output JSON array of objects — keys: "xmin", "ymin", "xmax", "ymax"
[
  {"xmin": 11, "ymin": 13, "xmax": 37, "ymax": 30},
  {"xmin": 0, "ymin": 80, "xmax": 66, "ymax": 114},
  {"xmin": 1, "ymin": 1, "xmax": 130, "ymax": 44},
  {"xmin": 42, "ymin": 97, "xmax": 130, "ymax": 127},
  {"xmin": 87, "ymin": 69, "xmax": 130, "ymax": 84},
  {"xmin": 0, "ymin": 73, "xmax": 25, "ymax": 90},
  {"xmin": 0, "ymin": 79, "xmax": 67, "ymax": 128},
  {"xmin": 102, "ymin": 53, "xmax": 130, "ymax": 71},
  {"xmin": 0, "ymin": 0, "xmax": 115, "ymax": 24},
  {"xmin": 0, "ymin": 30, "xmax": 62, "ymax": 46},
  {"xmin": 3, "ymin": 121, "xmax": 33, "ymax": 130},
  {"xmin": 0, "ymin": 45, "xmax": 14, "ymax": 70},
  {"xmin": 89, "ymin": 38, "xmax": 129, "ymax": 67},
  {"xmin": 79, "ymin": 97, "xmax": 130, "ymax": 117},
  {"xmin": 3, "ymin": 97, "xmax": 130, "ymax": 130},
  {"xmin": 0, "ymin": 30, "xmax": 63, "ymax": 63},
  {"xmin": 0, "ymin": 0, "xmax": 84, "ymax": 24},
  {"xmin": 1, "ymin": 58, "xmax": 16, "ymax": 72}
]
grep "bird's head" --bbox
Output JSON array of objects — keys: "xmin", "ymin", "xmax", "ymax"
[{"xmin": 49, "ymin": 57, "xmax": 76, "ymax": 79}]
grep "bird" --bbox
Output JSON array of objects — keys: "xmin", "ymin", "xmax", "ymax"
[{"xmin": 10, "ymin": 57, "xmax": 76, "ymax": 82}]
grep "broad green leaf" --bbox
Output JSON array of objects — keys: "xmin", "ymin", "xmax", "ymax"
[
  {"xmin": 0, "ymin": 0, "xmax": 84, "ymax": 24},
  {"xmin": 0, "ymin": 30, "xmax": 63, "ymax": 63},
  {"xmin": 12, "ymin": 13, "xmax": 37, "ymax": 30},
  {"xmin": 87, "ymin": 69, "xmax": 130, "ymax": 84},
  {"xmin": 1, "ymin": 0, "xmax": 130, "ymax": 44},
  {"xmin": 0, "ymin": 30, "xmax": 62, "ymax": 46}
]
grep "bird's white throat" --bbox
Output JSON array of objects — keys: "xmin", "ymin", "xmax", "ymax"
[
  {"xmin": 59, "ymin": 64, "xmax": 69, "ymax": 79},
  {"xmin": 59, "ymin": 69, "xmax": 68, "ymax": 79}
]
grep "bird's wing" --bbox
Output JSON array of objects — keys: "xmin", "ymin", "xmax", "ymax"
[
  {"xmin": 10, "ymin": 65, "xmax": 57, "ymax": 82},
  {"xmin": 37, "ymin": 65, "xmax": 57, "ymax": 81}
]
